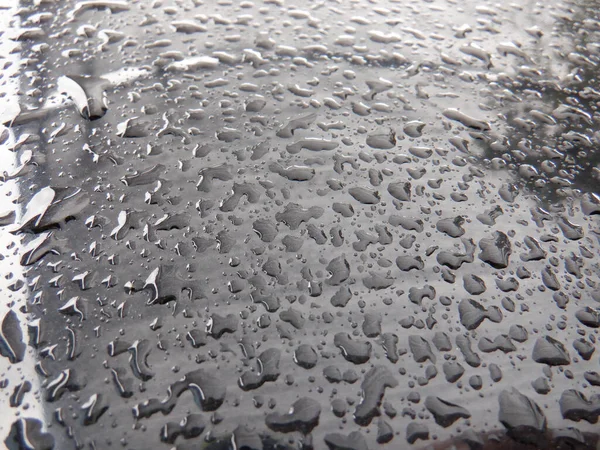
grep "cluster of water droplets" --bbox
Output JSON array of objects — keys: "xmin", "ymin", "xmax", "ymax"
[{"xmin": 0, "ymin": 0, "xmax": 599, "ymax": 449}]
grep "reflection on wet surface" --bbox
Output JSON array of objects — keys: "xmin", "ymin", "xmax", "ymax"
[{"xmin": 0, "ymin": 0, "xmax": 599, "ymax": 448}]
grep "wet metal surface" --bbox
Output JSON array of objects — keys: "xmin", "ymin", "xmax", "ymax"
[{"xmin": 0, "ymin": 0, "xmax": 600, "ymax": 449}]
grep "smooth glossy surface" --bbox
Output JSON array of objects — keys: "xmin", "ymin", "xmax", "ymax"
[{"xmin": 1, "ymin": 0, "xmax": 600, "ymax": 449}]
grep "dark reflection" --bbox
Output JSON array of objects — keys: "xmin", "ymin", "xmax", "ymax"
[{"xmin": 474, "ymin": 0, "xmax": 600, "ymax": 204}]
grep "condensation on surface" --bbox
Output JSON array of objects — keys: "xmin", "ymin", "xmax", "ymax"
[{"xmin": 0, "ymin": 0, "xmax": 599, "ymax": 449}]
